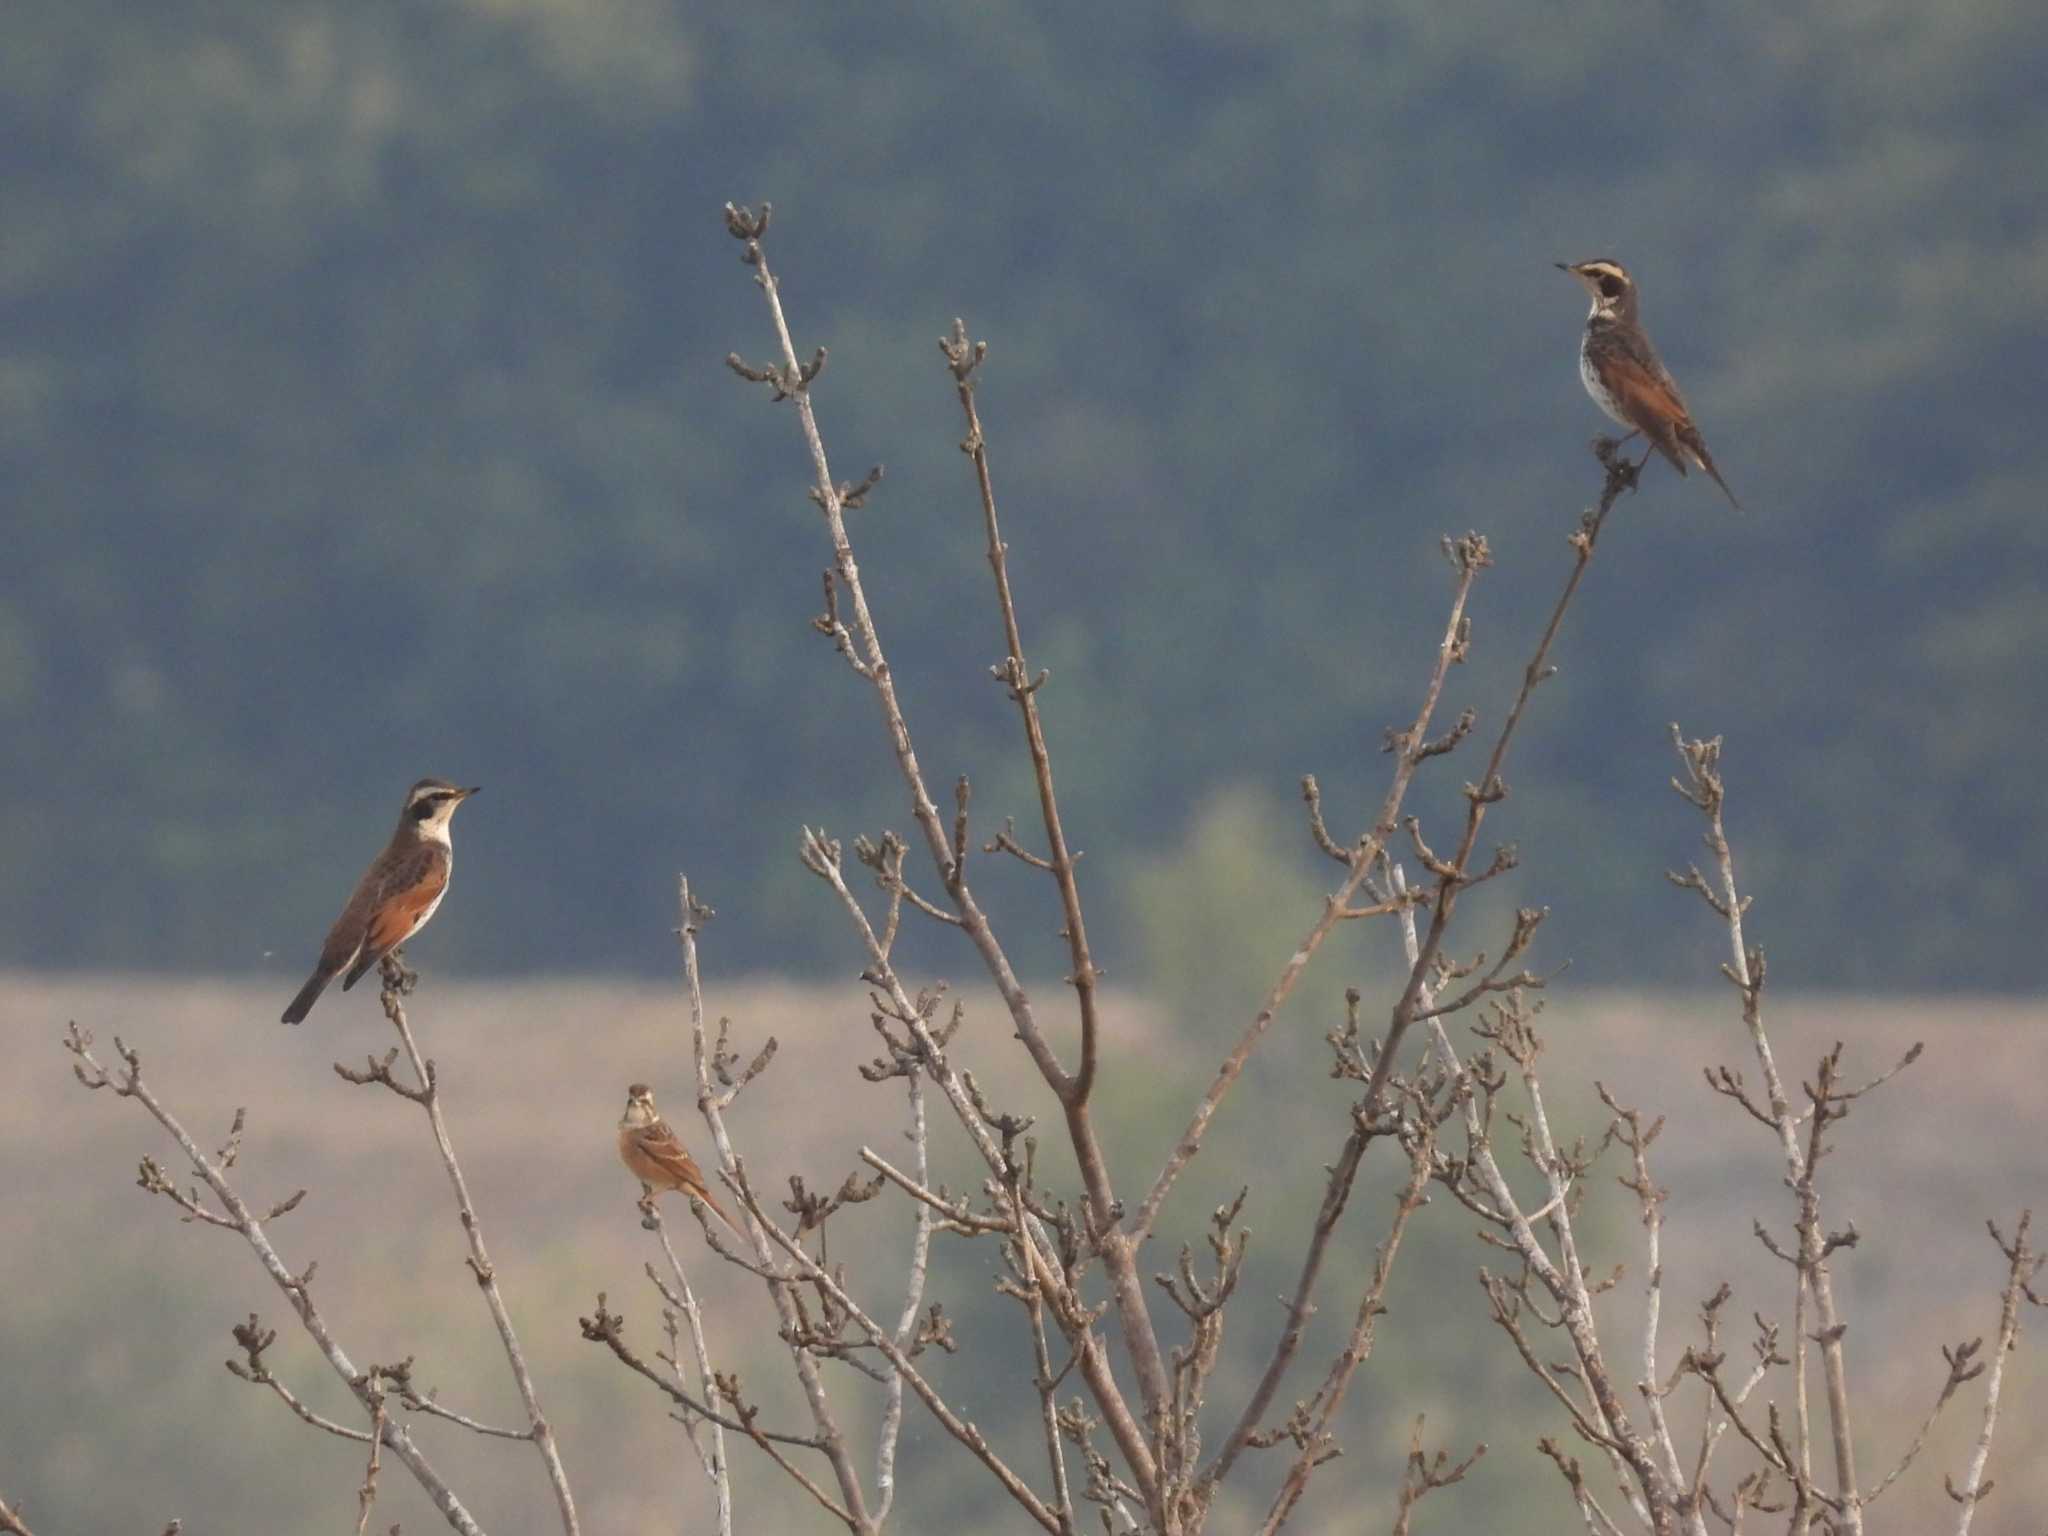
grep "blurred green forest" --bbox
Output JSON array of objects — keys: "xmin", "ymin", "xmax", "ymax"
[{"xmin": 4, "ymin": 1, "xmax": 2046, "ymax": 992}]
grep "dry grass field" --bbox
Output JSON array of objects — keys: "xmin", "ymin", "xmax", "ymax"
[{"xmin": 4, "ymin": 972, "xmax": 2043, "ymax": 1533}]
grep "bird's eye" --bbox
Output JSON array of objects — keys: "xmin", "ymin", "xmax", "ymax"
[{"xmin": 1598, "ymin": 275, "xmax": 1625, "ymax": 299}]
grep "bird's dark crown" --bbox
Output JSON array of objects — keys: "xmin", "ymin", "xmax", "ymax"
[
  {"xmin": 1562, "ymin": 259, "xmax": 1634, "ymax": 303},
  {"xmin": 398, "ymin": 777, "xmax": 479, "ymax": 829}
]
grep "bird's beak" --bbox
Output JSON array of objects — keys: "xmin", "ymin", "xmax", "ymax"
[
  {"xmin": 1554, "ymin": 261, "xmax": 1571, "ymax": 272},
  {"xmin": 459, "ymin": 786, "xmax": 482, "ymax": 799}
]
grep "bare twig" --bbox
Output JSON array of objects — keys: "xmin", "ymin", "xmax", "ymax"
[
  {"xmin": 1138, "ymin": 533, "xmax": 1489, "ymax": 1243},
  {"xmin": 1670, "ymin": 729, "xmax": 1873, "ymax": 1536},
  {"xmin": 224, "ymin": 1315, "xmax": 375, "ymax": 1442},
  {"xmin": 578, "ymin": 1295, "xmax": 824, "ymax": 1450},
  {"xmin": 1598, "ymin": 1083, "xmax": 1698, "ymax": 1529},
  {"xmin": 799, "ymin": 831, "xmax": 1157, "ymax": 1498},
  {"xmin": 356, "ymin": 1400, "xmax": 388, "ymax": 1536},
  {"xmin": 1953, "ymin": 1211, "xmax": 2043, "ymax": 1534},
  {"xmin": 402, "ymin": 1393, "xmax": 532, "ymax": 1442},
  {"xmin": 0, "ymin": 1492, "xmax": 39, "ymax": 1536},
  {"xmin": 872, "ymin": 1070, "xmax": 936, "ymax": 1524},
  {"xmin": 1863, "ymin": 1336, "xmax": 1981, "ymax": 1504},
  {"xmin": 647, "ymin": 1200, "xmax": 735, "ymax": 1536},
  {"xmin": 859, "ymin": 1147, "xmax": 1012, "ymax": 1233},
  {"xmin": 1363, "ymin": 454, "xmax": 1639, "ymax": 1141},
  {"xmin": 733, "ymin": 1167, "xmax": 1063, "ymax": 1534},
  {"xmin": 675, "ymin": 874, "xmax": 874, "ymax": 1530},
  {"xmin": 363, "ymin": 958, "xmax": 582, "ymax": 1534},
  {"xmin": 727, "ymin": 208, "xmax": 1163, "ymax": 1515},
  {"xmin": 1403, "ymin": 865, "xmax": 1674, "ymax": 1532},
  {"xmin": 1388, "ymin": 1417, "xmax": 1486, "ymax": 1536},
  {"xmin": 1246, "ymin": 1117, "xmax": 1444, "ymax": 1532},
  {"xmin": 63, "ymin": 1024, "xmax": 487, "ymax": 1535}
]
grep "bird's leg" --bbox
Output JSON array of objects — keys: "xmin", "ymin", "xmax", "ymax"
[
  {"xmin": 638, "ymin": 1186, "xmax": 661, "ymax": 1230},
  {"xmin": 380, "ymin": 948, "xmax": 420, "ymax": 995},
  {"xmin": 1591, "ymin": 434, "xmax": 1646, "ymax": 494}
]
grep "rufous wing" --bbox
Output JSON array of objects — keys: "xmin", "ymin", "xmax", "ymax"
[
  {"xmin": 625, "ymin": 1119, "xmax": 737, "ymax": 1229},
  {"xmin": 1598, "ymin": 350, "xmax": 1695, "ymax": 473},
  {"xmin": 342, "ymin": 850, "xmax": 449, "ymax": 990}
]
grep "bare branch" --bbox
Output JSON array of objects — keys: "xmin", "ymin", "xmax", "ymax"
[
  {"xmin": 860, "ymin": 1146, "xmax": 1012, "ymax": 1233},
  {"xmin": 1595, "ymin": 1083, "xmax": 1694, "ymax": 1516},
  {"xmin": 730, "ymin": 214, "xmax": 1172, "ymax": 1509},
  {"xmin": 1539, "ymin": 1437, "xmax": 1629, "ymax": 1536},
  {"xmin": 1669, "ymin": 727, "xmax": 1865, "ymax": 1535},
  {"xmin": 873, "ymin": 1070, "xmax": 937, "ymax": 1525},
  {"xmin": 642, "ymin": 1186, "xmax": 735, "ymax": 1536},
  {"xmin": 355, "ymin": 1399, "xmax": 387, "ymax": 1536},
  {"xmin": 1863, "ymin": 1336, "xmax": 1983, "ymax": 1503},
  {"xmin": 1388, "ymin": 1416, "xmax": 1486, "ymax": 1536},
  {"xmin": 735, "ymin": 1165, "xmax": 1063, "ymax": 1534},
  {"xmin": 1361, "ymin": 455, "xmax": 1640, "ymax": 1150},
  {"xmin": 674, "ymin": 872, "xmax": 872, "ymax": 1529},
  {"xmin": 223, "ymin": 1315, "xmax": 375, "ymax": 1442},
  {"xmin": 61, "ymin": 1024, "xmax": 487, "ymax": 1534},
  {"xmin": 577, "ymin": 1294, "xmax": 825, "ymax": 1450},
  {"xmin": 1952, "ymin": 1211, "xmax": 2043, "ymax": 1533},
  {"xmin": 1139, "ymin": 532, "xmax": 1491, "ymax": 1241},
  {"xmin": 1246, "ymin": 1114, "xmax": 1440, "ymax": 1531},
  {"xmin": 367, "ymin": 958, "xmax": 581, "ymax": 1534}
]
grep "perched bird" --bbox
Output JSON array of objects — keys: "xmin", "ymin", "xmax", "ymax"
[
  {"xmin": 618, "ymin": 1083, "xmax": 737, "ymax": 1231},
  {"xmin": 1557, "ymin": 259, "xmax": 1740, "ymax": 509},
  {"xmin": 280, "ymin": 778, "xmax": 479, "ymax": 1024}
]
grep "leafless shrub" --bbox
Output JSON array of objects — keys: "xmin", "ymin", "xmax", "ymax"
[
  {"xmin": 36, "ymin": 204, "xmax": 2040, "ymax": 1536},
  {"xmin": 56, "ymin": 954, "xmax": 581, "ymax": 1535}
]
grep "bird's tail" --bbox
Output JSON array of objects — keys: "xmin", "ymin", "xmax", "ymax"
[
  {"xmin": 281, "ymin": 969, "xmax": 333, "ymax": 1025},
  {"xmin": 1680, "ymin": 426, "xmax": 1742, "ymax": 511},
  {"xmin": 695, "ymin": 1184, "xmax": 742, "ymax": 1235}
]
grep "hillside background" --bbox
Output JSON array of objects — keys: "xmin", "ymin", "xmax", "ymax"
[{"xmin": 4, "ymin": 1, "xmax": 2045, "ymax": 990}]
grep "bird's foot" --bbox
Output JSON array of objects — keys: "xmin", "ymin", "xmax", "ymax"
[
  {"xmin": 638, "ymin": 1191, "xmax": 661, "ymax": 1231},
  {"xmin": 1592, "ymin": 436, "xmax": 1643, "ymax": 492},
  {"xmin": 380, "ymin": 949, "xmax": 420, "ymax": 996}
]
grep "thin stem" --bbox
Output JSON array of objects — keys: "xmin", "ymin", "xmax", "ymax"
[
  {"xmin": 873, "ymin": 1072, "xmax": 935, "ymax": 1525},
  {"xmin": 945, "ymin": 324, "xmax": 1102, "ymax": 1102},
  {"xmin": 652, "ymin": 1209, "xmax": 734, "ymax": 1536},
  {"xmin": 1249, "ymin": 1133, "xmax": 1439, "ymax": 1533},
  {"xmin": 802, "ymin": 834, "xmax": 1157, "ymax": 1498},
  {"xmin": 1672, "ymin": 733, "xmax": 1862, "ymax": 1533},
  {"xmin": 1403, "ymin": 869, "xmax": 1674, "ymax": 1533},
  {"xmin": 1954, "ymin": 1212, "xmax": 2038, "ymax": 1535},
  {"xmin": 728, "ymin": 216, "xmax": 1167, "ymax": 1515},
  {"xmin": 1137, "ymin": 537, "xmax": 1487, "ymax": 1242},
  {"xmin": 66, "ymin": 1029, "xmax": 485, "ymax": 1535},
  {"xmin": 378, "ymin": 971, "xmax": 581, "ymax": 1535},
  {"xmin": 356, "ymin": 1401, "xmax": 387, "ymax": 1536},
  {"xmin": 1204, "ymin": 1116, "xmax": 1375, "ymax": 1495},
  {"xmin": 1363, "ymin": 459, "xmax": 1634, "ymax": 1133},
  {"xmin": 737, "ymin": 1172, "xmax": 1062, "ymax": 1535},
  {"xmin": 677, "ymin": 878, "xmax": 875, "ymax": 1532}
]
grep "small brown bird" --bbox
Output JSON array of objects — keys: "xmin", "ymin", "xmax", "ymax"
[
  {"xmin": 1558, "ymin": 259, "xmax": 1740, "ymax": 509},
  {"xmin": 280, "ymin": 778, "xmax": 479, "ymax": 1024},
  {"xmin": 618, "ymin": 1083, "xmax": 737, "ymax": 1231}
]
